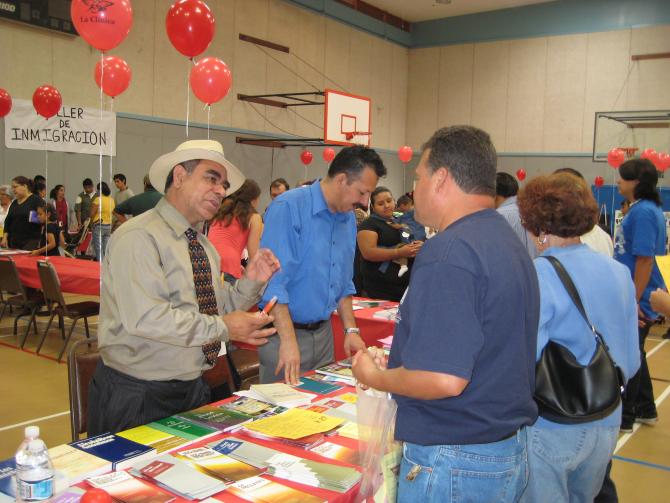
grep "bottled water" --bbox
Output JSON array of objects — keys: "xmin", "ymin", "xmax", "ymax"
[
  {"xmin": 16, "ymin": 426, "xmax": 40, "ymax": 455},
  {"xmin": 15, "ymin": 438, "xmax": 54, "ymax": 501}
]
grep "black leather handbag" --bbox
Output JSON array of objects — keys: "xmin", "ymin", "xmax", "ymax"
[{"xmin": 534, "ymin": 256, "xmax": 626, "ymax": 424}]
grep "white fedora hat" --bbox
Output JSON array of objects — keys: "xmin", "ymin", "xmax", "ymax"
[{"xmin": 149, "ymin": 139, "xmax": 244, "ymax": 195}]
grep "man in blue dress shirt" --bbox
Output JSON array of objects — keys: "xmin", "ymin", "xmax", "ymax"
[{"xmin": 259, "ymin": 146, "xmax": 387, "ymax": 384}]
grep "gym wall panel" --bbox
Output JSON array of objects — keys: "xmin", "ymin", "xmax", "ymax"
[
  {"xmin": 389, "ymin": 45, "xmax": 409, "ymax": 150},
  {"xmin": 543, "ymin": 34, "xmax": 588, "ymax": 153},
  {"xmin": 626, "ymin": 25, "xmax": 670, "ymax": 110},
  {"xmin": 438, "ymin": 44, "xmax": 474, "ymax": 129},
  {"xmin": 406, "ymin": 48, "xmax": 440, "ymax": 150},
  {"xmin": 4, "ymin": 24, "xmax": 54, "ymax": 101},
  {"xmin": 369, "ymin": 38, "xmax": 394, "ymax": 149},
  {"xmin": 347, "ymin": 30, "xmax": 373, "ymax": 101},
  {"xmin": 581, "ymin": 30, "xmax": 631, "ymax": 153},
  {"xmin": 324, "ymin": 19, "xmax": 352, "ymax": 93},
  {"xmin": 196, "ymin": 0, "xmax": 236, "ymax": 128},
  {"xmin": 471, "ymin": 41, "xmax": 510, "ymax": 152},
  {"xmin": 292, "ymin": 7, "xmax": 326, "ymax": 139},
  {"xmin": 265, "ymin": 0, "xmax": 299, "ymax": 136},
  {"xmin": 506, "ymin": 38, "xmax": 547, "ymax": 153},
  {"xmin": 231, "ymin": 0, "xmax": 270, "ymax": 133}
]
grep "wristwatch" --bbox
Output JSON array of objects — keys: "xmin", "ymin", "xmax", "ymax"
[{"xmin": 344, "ymin": 328, "xmax": 360, "ymax": 336}]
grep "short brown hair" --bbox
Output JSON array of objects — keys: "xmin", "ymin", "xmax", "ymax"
[{"xmin": 518, "ymin": 173, "xmax": 598, "ymax": 238}]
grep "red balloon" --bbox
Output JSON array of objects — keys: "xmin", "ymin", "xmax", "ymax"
[
  {"xmin": 32, "ymin": 85, "xmax": 62, "ymax": 119},
  {"xmin": 71, "ymin": 0, "xmax": 133, "ymax": 52},
  {"xmin": 300, "ymin": 150, "xmax": 313, "ymax": 165},
  {"xmin": 516, "ymin": 168, "xmax": 526, "ymax": 182},
  {"xmin": 0, "ymin": 88, "xmax": 11, "ymax": 117},
  {"xmin": 80, "ymin": 488, "xmax": 112, "ymax": 503},
  {"xmin": 607, "ymin": 148, "xmax": 625, "ymax": 169},
  {"xmin": 323, "ymin": 147, "xmax": 336, "ymax": 163},
  {"xmin": 166, "ymin": 0, "xmax": 215, "ymax": 58},
  {"xmin": 189, "ymin": 57, "xmax": 232, "ymax": 105},
  {"xmin": 398, "ymin": 146, "xmax": 413, "ymax": 164},
  {"xmin": 657, "ymin": 152, "xmax": 670, "ymax": 172},
  {"xmin": 594, "ymin": 176, "xmax": 604, "ymax": 188},
  {"xmin": 640, "ymin": 148, "xmax": 657, "ymax": 160},
  {"xmin": 94, "ymin": 56, "xmax": 132, "ymax": 98}
]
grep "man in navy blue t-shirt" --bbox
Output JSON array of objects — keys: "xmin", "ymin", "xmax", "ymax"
[{"xmin": 352, "ymin": 126, "xmax": 539, "ymax": 503}]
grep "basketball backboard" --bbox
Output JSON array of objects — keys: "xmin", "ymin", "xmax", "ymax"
[
  {"xmin": 324, "ymin": 89, "xmax": 371, "ymax": 146},
  {"xmin": 593, "ymin": 110, "xmax": 670, "ymax": 162}
]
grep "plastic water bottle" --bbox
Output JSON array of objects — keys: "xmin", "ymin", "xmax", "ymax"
[
  {"xmin": 15, "ymin": 438, "xmax": 54, "ymax": 501},
  {"xmin": 16, "ymin": 426, "xmax": 40, "ymax": 455}
]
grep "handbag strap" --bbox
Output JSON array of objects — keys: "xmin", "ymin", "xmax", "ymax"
[
  {"xmin": 541, "ymin": 255, "xmax": 599, "ymax": 336},
  {"xmin": 541, "ymin": 254, "xmax": 625, "ymax": 392}
]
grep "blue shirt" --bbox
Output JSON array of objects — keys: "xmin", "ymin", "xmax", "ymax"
[
  {"xmin": 260, "ymin": 182, "xmax": 356, "ymax": 323},
  {"xmin": 389, "ymin": 209, "xmax": 539, "ymax": 445},
  {"xmin": 496, "ymin": 196, "xmax": 538, "ymax": 259},
  {"xmin": 614, "ymin": 199, "xmax": 666, "ymax": 318},
  {"xmin": 534, "ymin": 245, "xmax": 640, "ymax": 429}
]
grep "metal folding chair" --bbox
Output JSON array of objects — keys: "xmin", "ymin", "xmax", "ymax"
[{"xmin": 35, "ymin": 260, "xmax": 100, "ymax": 362}]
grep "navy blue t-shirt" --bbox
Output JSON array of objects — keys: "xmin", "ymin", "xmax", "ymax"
[{"xmin": 388, "ymin": 209, "xmax": 539, "ymax": 445}]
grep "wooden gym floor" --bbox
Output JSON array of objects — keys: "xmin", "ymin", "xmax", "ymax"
[{"xmin": 0, "ymin": 294, "xmax": 669, "ymax": 501}]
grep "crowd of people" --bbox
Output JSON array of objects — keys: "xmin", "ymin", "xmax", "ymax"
[{"xmin": 0, "ymin": 126, "xmax": 665, "ymax": 503}]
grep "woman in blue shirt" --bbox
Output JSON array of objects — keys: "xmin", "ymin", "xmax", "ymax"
[
  {"xmin": 517, "ymin": 173, "xmax": 639, "ymax": 502},
  {"xmin": 614, "ymin": 158, "xmax": 666, "ymax": 432}
]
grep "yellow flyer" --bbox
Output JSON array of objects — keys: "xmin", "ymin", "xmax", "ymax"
[
  {"xmin": 656, "ymin": 255, "xmax": 670, "ymax": 288},
  {"xmin": 244, "ymin": 408, "xmax": 343, "ymax": 440}
]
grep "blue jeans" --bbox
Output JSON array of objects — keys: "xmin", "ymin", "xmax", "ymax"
[
  {"xmin": 92, "ymin": 224, "xmax": 111, "ymax": 262},
  {"xmin": 521, "ymin": 424, "xmax": 618, "ymax": 503},
  {"xmin": 398, "ymin": 429, "xmax": 528, "ymax": 503}
]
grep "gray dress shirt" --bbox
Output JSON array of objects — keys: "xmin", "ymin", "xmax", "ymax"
[
  {"xmin": 497, "ymin": 196, "xmax": 538, "ymax": 259},
  {"xmin": 99, "ymin": 198, "xmax": 265, "ymax": 381}
]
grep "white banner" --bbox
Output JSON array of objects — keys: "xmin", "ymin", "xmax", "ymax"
[{"xmin": 4, "ymin": 99, "xmax": 116, "ymax": 156}]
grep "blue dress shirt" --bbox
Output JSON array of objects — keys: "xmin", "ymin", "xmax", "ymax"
[{"xmin": 260, "ymin": 182, "xmax": 356, "ymax": 323}]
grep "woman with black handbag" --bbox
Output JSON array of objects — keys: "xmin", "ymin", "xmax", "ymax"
[{"xmin": 517, "ymin": 173, "xmax": 640, "ymax": 502}]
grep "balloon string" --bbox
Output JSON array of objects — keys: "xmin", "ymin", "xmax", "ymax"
[
  {"xmin": 186, "ymin": 59, "xmax": 191, "ymax": 138},
  {"xmin": 207, "ymin": 105, "xmax": 211, "ymax": 139},
  {"xmin": 109, "ymin": 99, "xmax": 114, "ymax": 207},
  {"xmin": 44, "ymin": 140, "xmax": 48, "ymax": 258},
  {"xmin": 98, "ymin": 51, "xmax": 104, "ymax": 275},
  {"xmin": 610, "ymin": 168, "xmax": 618, "ymax": 232}
]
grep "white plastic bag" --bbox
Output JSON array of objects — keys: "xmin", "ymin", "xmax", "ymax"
[{"xmin": 356, "ymin": 387, "xmax": 401, "ymax": 503}]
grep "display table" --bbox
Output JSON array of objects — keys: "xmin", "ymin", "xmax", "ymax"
[
  {"xmin": 65, "ymin": 385, "xmax": 368, "ymax": 502},
  {"xmin": 13, "ymin": 255, "xmax": 100, "ymax": 296}
]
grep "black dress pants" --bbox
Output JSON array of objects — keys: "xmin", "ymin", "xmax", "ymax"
[
  {"xmin": 87, "ymin": 361, "xmax": 211, "ymax": 436},
  {"xmin": 622, "ymin": 321, "xmax": 657, "ymax": 423}
]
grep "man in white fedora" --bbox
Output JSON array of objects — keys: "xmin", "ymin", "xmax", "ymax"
[{"xmin": 88, "ymin": 139, "xmax": 280, "ymax": 435}]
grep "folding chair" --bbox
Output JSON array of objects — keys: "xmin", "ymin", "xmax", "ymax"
[
  {"xmin": 63, "ymin": 218, "xmax": 92, "ymax": 258},
  {"xmin": 202, "ymin": 353, "xmax": 237, "ymax": 401},
  {"xmin": 35, "ymin": 260, "xmax": 100, "ymax": 362},
  {"xmin": 0, "ymin": 256, "xmax": 47, "ymax": 345},
  {"xmin": 67, "ymin": 337, "xmax": 99, "ymax": 441}
]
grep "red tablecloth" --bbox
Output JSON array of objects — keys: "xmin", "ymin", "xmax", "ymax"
[
  {"xmin": 13, "ymin": 255, "xmax": 100, "ymax": 296},
  {"xmin": 331, "ymin": 301, "xmax": 397, "ymax": 360}
]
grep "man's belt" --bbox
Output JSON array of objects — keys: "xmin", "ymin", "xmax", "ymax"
[{"xmin": 293, "ymin": 320, "xmax": 328, "ymax": 331}]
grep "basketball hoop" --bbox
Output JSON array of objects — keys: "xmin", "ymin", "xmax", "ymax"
[
  {"xmin": 617, "ymin": 147, "xmax": 639, "ymax": 159},
  {"xmin": 344, "ymin": 131, "xmax": 372, "ymax": 141}
]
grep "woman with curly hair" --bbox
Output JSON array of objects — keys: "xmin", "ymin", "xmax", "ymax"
[
  {"xmin": 517, "ymin": 172, "xmax": 639, "ymax": 503},
  {"xmin": 208, "ymin": 179, "xmax": 263, "ymax": 283}
]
